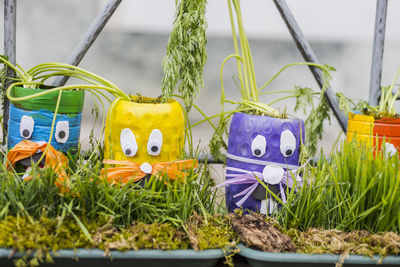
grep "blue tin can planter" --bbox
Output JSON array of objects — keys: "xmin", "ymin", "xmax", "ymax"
[
  {"xmin": 224, "ymin": 112, "xmax": 305, "ymax": 215},
  {"xmin": 7, "ymin": 86, "xmax": 84, "ymax": 153},
  {"xmin": 238, "ymin": 244, "xmax": 400, "ymax": 267},
  {"xmin": 0, "ymin": 248, "xmax": 224, "ymax": 267}
]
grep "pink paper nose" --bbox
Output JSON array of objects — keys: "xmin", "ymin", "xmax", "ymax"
[{"xmin": 262, "ymin": 165, "xmax": 284, "ymax": 185}]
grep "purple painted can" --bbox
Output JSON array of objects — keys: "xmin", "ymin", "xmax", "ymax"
[{"xmin": 225, "ymin": 112, "xmax": 305, "ymax": 212}]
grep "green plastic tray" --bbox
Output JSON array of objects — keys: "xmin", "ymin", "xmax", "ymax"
[
  {"xmin": 239, "ymin": 244, "xmax": 400, "ymax": 267},
  {"xmin": 0, "ymin": 248, "xmax": 224, "ymax": 267}
]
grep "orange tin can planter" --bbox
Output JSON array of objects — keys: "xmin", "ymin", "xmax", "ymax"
[{"xmin": 346, "ymin": 112, "xmax": 400, "ymax": 152}]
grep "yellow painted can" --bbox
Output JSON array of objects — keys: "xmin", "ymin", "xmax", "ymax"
[
  {"xmin": 104, "ymin": 96, "xmax": 185, "ymax": 164},
  {"xmin": 346, "ymin": 112, "xmax": 374, "ymax": 148}
]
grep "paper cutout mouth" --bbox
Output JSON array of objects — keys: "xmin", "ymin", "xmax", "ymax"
[
  {"xmin": 251, "ymin": 183, "xmax": 281, "ymax": 201},
  {"xmin": 16, "ymin": 152, "xmax": 46, "ymax": 168},
  {"xmin": 6, "ymin": 140, "xmax": 69, "ymax": 188},
  {"xmin": 17, "ymin": 152, "xmax": 46, "ymax": 180}
]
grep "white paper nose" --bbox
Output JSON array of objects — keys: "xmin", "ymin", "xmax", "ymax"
[
  {"xmin": 385, "ymin": 143, "xmax": 397, "ymax": 157},
  {"xmin": 262, "ymin": 165, "xmax": 284, "ymax": 185},
  {"xmin": 140, "ymin": 162, "xmax": 153, "ymax": 174}
]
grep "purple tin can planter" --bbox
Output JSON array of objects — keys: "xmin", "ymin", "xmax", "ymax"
[{"xmin": 224, "ymin": 112, "xmax": 305, "ymax": 214}]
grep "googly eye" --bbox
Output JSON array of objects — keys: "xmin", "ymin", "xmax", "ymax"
[
  {"xmin": 120, "ymin": 128, "xmax": 138, "ymax": 157},
  {"xmin": 251, "ymin": 135, "xmax": 266, "ymax": 157},
  {"xmin": 55, "ymin": 121, "xmax": 70, "ymax": 143},
  {"xmin": 147, "ymin": 129, "xmax": 162, "ymax": 156},
  {"xmin": 20, "ymin": 116, "xmax": 34, "ymax": 139},
  {"xmin": 280, "ymin": 130, "xmax": 296, "ymax": 157}
]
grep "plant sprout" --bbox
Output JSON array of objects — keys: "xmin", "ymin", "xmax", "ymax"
[
  {"xmin": 0, "ymin": 57, "xmax": 130, "ymax": 166},
  {"xmin": 377, "ymin": 67, "xmax": 400, "ymax": 117},
  {"xmin": 190, "ymin": 0, "xmax": 336, "ymax": 159},
  {"xmin": 161, "ymin": 0, "xmax": 207, "ymax": 111},
  {"xmin": 338, "ymin": 67, "xmax": 400, "ymax": 119}
]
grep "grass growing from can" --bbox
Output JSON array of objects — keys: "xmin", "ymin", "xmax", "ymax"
[
  {"xmin": 0, "ymin": 149, "xmax": 217, "ymax": 228},
  {"xmin": 0, "ymin": 148, "xmax": 239, "ymax": 266},
  {"xmin": 192, "ymin": 0, "xmax": 337, "ymax": 160},
  {"xmin": 275, "ymin": 140, "xmax": 400, "ymax": 233},
  {"xmin": 337, "ymin": 67, "xmax": 400, "ymax": 119}
]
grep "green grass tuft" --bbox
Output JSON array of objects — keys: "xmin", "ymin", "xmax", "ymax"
[{"xmin": 276, "ymin": 140, "xmax": 400, "ymax": 233}]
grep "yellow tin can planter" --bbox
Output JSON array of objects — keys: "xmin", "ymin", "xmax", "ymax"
[
  {"xmin": 347, "ymin": 112, "xmax": 400, "ymax": 153},
  {"xmin": 346, "ymin": 113, "xmax": 375, "ymax": 148},
  {"xmin": 104, "ymin": 96, "xmax": 185, "ymax": 165}
]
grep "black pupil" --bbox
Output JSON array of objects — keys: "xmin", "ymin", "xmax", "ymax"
[
  {"xmin": 286, "ymin": 149, "xmax": 293, "ymax": 156},
  {"xmin": 151, "ymin": 146, "xmax": 158, "ymax": 152},
  {"xmin": 58, "ymin": 131, "xmax": 66, "ymax": 138},
  {"xmin": 22, "ymin": 129, "xmax": 30, "ymax": 137},
  {"xmin": 254, "ymin": 149, "xmax": 261, "ymax": 156},
  {"xmin": 125, "ymin": 148, "xmax": 132, "ymax": 155}
]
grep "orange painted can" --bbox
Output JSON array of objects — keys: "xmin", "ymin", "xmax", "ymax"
[{"xmin": 373, "ymin": 117, "xmax": 400, "ymax": 150}]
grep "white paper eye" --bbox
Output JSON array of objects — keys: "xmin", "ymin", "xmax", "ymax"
[
  {"xmin": 120, "ymin": 128, "xmax": 138, "ymax": 157},
  {"xmin": 147, "ymin": 129, "xmax": 162, "ymax": 156},
  {"xmin": 55, "ymin": 121, "xmax": 70, "ymax": 143},
  {"xmin": 251, "ymin": 135, "xmax": 266, "ymax": 157},
  {"xmin": 20, "ymin": 116, "xmax": 34, "ymax": 139},
  {"xmin": 280, "ymin": 130, "xmax": 296, "ymax": 157}
]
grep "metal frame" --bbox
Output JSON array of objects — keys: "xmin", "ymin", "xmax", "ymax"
[
  {"xmin": 2, "ymin": 0, "xmax": 390, "ymax": 142},
  {"xmin": 3, "ymin": 0, "xmax": 16, "ymax": 143},
  {"xmin": 51, "ymin": 0, "xmax": 122, "ymax": 87},
  {"xmin": 274, "ymin": 0, "xmax": 348, "ymax": 132},
  {"xmin": 274, "ymin": 0, "xmax": 389, "ymax": 132},
  {"xmin": 369, "ymin": 0, "xmax": 388, "ymax": 106}
]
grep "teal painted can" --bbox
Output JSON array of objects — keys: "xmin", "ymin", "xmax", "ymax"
[
  {"xmin": 239, "ymin": 244, "xmax": 400, "ymax": 267},
  {"xmin": 0, "ymin": 248, "xmax": 224, "ymax": 267}
]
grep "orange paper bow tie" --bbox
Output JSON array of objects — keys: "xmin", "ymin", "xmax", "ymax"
[
  {"xmin": 6, "ymin": 140, "xmax": 69, "ymax": 187},
  {"xmin": 100, "ymin": 159, "xmax": 198, "ymax": 184}
]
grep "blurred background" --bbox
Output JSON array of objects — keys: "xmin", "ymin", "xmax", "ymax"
[{"xmin": 1, "ymin": 0, "xmax": 400, "ymax": 156}]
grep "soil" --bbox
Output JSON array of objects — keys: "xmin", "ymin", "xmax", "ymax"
[
  {"xmin": 362, "ymin": 108, "xmax": 399, "ymax": 119},
  {"xmin": 132, "ymin": 94, "xmax": 163, "ymax": 103},
  {"xmin": 228, "ymin": 212, "xmax": 296, "ymax": 253},
  {"xmin": 242, "ymin": 108, "xmax": 288, "ymax": 119}
]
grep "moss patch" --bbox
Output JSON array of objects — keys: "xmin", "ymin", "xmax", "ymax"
[
  {"xmin": 0, "ymin": 214, "xmax": 238, "ymax": 266},
  {"xmin": 283, "ymin": 227, "xmax": 400, "ymax": 259},
  {"xmin": 0, "ymin": 216, "xmax": 94, "ymax": 252},
  {"xmin": 186, "ymin": 213, "xmax": 238, "ymax": 251},
  {"xmin": 95, "ymin": 221, "xmax": 190, "ymax": 253},
  {"xmin": 233, "ymin": 213, "xmax": 400, "ymax": 264}
]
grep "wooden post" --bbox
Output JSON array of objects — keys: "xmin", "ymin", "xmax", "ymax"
[
  {"xmin": 51, "ymin": 0, "xmax": 122, "ymax": 87},
  {"xmin": 3, "ymin": 0, "xmax": 17, "ymax": 144},
  {"xmin": 369, "ymin": 0, "xmax": 388, "ymax": 106},
  {"xmin": 273, "ymin": 0, "xmax": 348, "ymax": 133}
]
